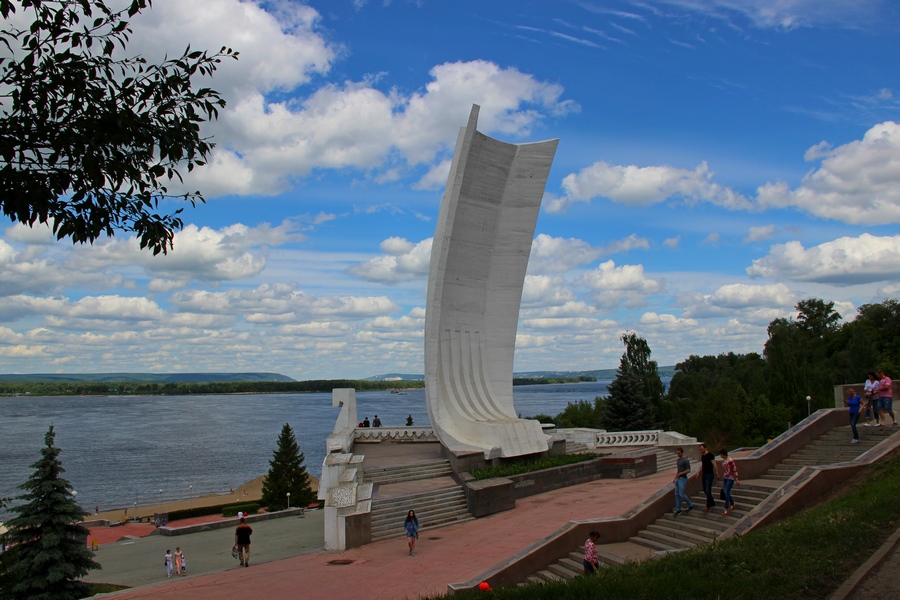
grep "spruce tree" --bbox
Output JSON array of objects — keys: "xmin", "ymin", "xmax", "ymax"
[
  {"xmin": 3, "ymin": 425, "xmax": 99, "ymax": 600},
  {"xmin": 261, "ymin": 423, "xmax": 314, "ymax": 511},
  {"xmin": 602, "ymin": 355, "xmax": 655, "ymax": 431}
]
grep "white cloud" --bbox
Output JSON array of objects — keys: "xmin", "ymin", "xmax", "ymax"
[
  {"xmin": 527, "ymin": 234, "xmax": 603, "ymax": 274},
  {"xmin": 553, "ymin": 161, "xmax": 751, "ymax": 212},
  {"xmin": 170, "ymin": 283, "xmax": 400, "ymax": 321},
  {"xmin": 5, "ymin": 221, "xmax": 56, "ymax": 244},
  {"xmin": 0, "ymin": 241, "xmax": 115, "ymax": 297},
  {"xmin": 747, "ymin": 234, "xmax": 900, "ymax": 284},
  {"xmin": 756, "ymin": 122, "xmax": 900, "ymax": 224},
  {"xmin": 638, "ymin": 312, "xmax": 698, "ymax": 331},
  {"xmin": 680, "ymin": 283, "xmax": 795, "ymax": 322},
  {"xmin": 413, "ymin": 160, "xmax": 452, "ymax": 191},
  {"xmin": 663, "ymin": 236, "xmax": 681, "ymax": 249},
  {"xmin": 745, "ymin": 225, "xmax": 776, "ymax": 242},
  {"xmin": 521, "ymin": 275, "xmax": 577, "ymax": 307},
  {"xmin": 69, "ymin": 221, "xmax": 302, "ymax": 283},
  {"xmin": 578, "ymin": 260, "xmax": 664, "ymax": 309},
  {"xmin": 348, "ymin": 238, "xmax": 433, "ymax": 283}
]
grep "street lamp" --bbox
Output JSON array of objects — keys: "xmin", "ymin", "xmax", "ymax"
[
  {"xmin": 806, "ymin": 395, "xmax": 812, "ymax": 417},
  {"xmin": 158, "ymin": 489, "xmax": 163, "ymax": 515},
  {"xmin": 189, "ymin": 486, "xmax": 193, "ymax": 511},
  {"xmin": 133, "ymin": 501, "xmax": 137, "ymax": 522},
  {"xmin": 287, "ymin": 492, "xmax": 291, "ymax": 510}
]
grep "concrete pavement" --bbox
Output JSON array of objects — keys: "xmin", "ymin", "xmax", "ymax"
[{"xmin": 95, "ymin": 469, "xmax": 672, "ymax": 599}]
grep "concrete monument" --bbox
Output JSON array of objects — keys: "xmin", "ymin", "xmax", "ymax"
[{"xmin": 425, "ymin": 105, "xmax": 559, "ymax": 459}]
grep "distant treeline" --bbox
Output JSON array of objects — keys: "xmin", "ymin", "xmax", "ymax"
[
  {"xmin": 512, "ymin": 376, "xmax": 596, "ymax": 385},
  {"xmin": 0, "ymin": 379, "xmax": 425, "ymax": 397}
]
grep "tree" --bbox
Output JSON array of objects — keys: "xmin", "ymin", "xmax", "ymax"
[
  {"xmin": 553, "ymin": 397, "xmax": 605, "ymax": 429},
  {"xmin": 601, "ymin": 354, "xmax": 654, "ymax": 431},
  {"xmin": 260, "ymin": 423, "xmax": 314, "ymax": 512},
  {"xmin": 2, "ymin": 425, "xmax": 99, "ymax": 600},
  {"xmin": 620, "ymin": 332, "xmax": 665, "ymax": 417},
  {"xmin": 0, "ymin": 0, "xmax": 238, "ymax": 255}
]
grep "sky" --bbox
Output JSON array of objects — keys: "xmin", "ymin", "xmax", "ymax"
[{"xmin": 2, "ymin": 0, "xmax": 900, "ymax": 380}]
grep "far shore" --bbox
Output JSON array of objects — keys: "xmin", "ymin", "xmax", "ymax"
[{"xmin": 87, "ymin": 473, "xmax": 319, "ymax": 524}]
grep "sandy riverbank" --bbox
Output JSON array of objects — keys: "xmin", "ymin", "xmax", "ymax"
[{"xmin": 88, "ymin": 474, "xmax": 319, "ymax": 523}]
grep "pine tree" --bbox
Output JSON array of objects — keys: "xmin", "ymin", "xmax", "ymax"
[
  {"xmin": 602, "ymin": 355, "xmax": 655, "ymax": 431},
  {"xmin": 3, "ymin": 425, "xmax": 99, "ymax": 600},
  {"xmin": 261, "ymin": 423, "xmax": 314, "ymax": 511}
]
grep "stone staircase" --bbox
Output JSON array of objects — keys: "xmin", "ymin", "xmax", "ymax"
[
  {"xmin": 363, "ymin": 458, "xmax": 453, "ymax": 485},
  {"xmin": 524, "ymin": 424, "xmax": 895, "ymax": 583},
  {"xmin": 565, "ymin": 440, "xmax": 590, "ymax": 454},
  {"xmin": 654, "ymin": 448, "xmax": 678, "ymax": 473},
  {"xmin": 369, "ymin": 486, "xmax": 472, "ymax": 542},
  {"xmin": 762, "ymin": 425, "xmax": 893, "ymax": 481}
]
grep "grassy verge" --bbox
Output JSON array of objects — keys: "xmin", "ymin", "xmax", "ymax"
[
  {"xmin": 470, "ymin": 453, "xmax": 598, "ymax": 480},
  {"xmin": 449, "ymin": 451, "xmax": 900, "ymax": 599}
]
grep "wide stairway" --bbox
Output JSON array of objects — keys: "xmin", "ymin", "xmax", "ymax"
[
  {"xmin": 366, "ymin": 459, "xmax": 472, "ymax": 542},
  {"xmin": 526, "ymin": 424, "xmax": 894, "ymax": 583}
]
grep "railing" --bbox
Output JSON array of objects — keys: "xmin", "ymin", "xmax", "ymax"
[
  {"xmin": 596, "ymin": 429, "xmax": 662, "ymax": 446},
  {"xmin": 353, "ymin": 427, "xmax": 437, "ymax": 442}
]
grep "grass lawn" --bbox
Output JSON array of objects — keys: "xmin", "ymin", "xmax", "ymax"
[{"xmin": 447, "ymin": 452, "xmax": 900, "ymax": 599}]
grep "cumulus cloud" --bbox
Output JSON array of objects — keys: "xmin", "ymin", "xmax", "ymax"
[
  {"xmin": 521, "ymin": 275, "xmax": 577, "ymax": 307},
  {"xmin": 578, "ymin": 260, "xmax": 664, "ymax": 309},
  {"xmin": 0, "ymin": 241, "xmax": 116, "ymax": 297},
  {"xmin": 69, "ymin": 221, "xmax": 302, "ymax": 283},
  {"xmin": 745, "ymin": 225, "xmax": 776, "ymax": 242},
  {"xmin": 680, "ymin": 283, "xmax": 795, "ymax": 322},
  {"xmin": 756, "ymin": 122, "xmax": 900, "ymax": 224},
  {"xmin": 413, "ymin": 159, "xmax": 452, "ymax": 191},
  {"xmin": 348, "ymin": 237, "xmax": 433, "ymax": 283},
  {"xmin": 639, "ymin": 312, "xmax": 698, "ymax": 331},
  {"xmin": 527, "ymin": 234, "xmax": 603, "ymax": 274},
  {"xmin": 170, "ymin": 283, "xmax": 399, "ymax": 321},
  {"xmin": 551, "ymin": 161, "xmax": 751, "ymax": 212},
  {"xmin": 747, "ymin": 234, "xmax": 900, "ymax": 284}
]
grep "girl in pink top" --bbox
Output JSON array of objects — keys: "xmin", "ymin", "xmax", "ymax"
[{"xmin": 720, "ymin": 449, "xmax": 739, "ymax": 516}]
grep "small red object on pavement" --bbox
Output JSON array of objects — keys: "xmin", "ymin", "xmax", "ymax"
[{"xmin": 478, "ymin": 581, "xmax": 492, "ymax": 592}]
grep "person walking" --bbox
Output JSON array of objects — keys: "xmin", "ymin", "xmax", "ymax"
[
  {"xmin": 844, "ymin": 388, "xmax": 862, "ymax": 443},
  {"xmin": 699, "ymin": 443, "xmax": 718, "ymax": 512},
  {"xmin": 876, "ymin": 370, "xmax": 895, "ymax": 428},
  {"xmin": 234, "ymin": 517, "xmax": 253, "ymax": 567},
  {"xmin": 864, "ymin": 372, "xmax": 880, "ymax": 427},
  {"xmin": 164, "ymin": 549, "xmax": 173, "ymax": 578},
  {"xmin": 720, "ymin": 449, "xmax": 739, "ymax": 515},
  {"xmin": 583, "ymin": 530, "xmax": 601, "ymax": 574},
  {"xmin": 173, "ymin": 547, "xmax": 183, "ymax": 576},
  {"xmin": 404, "ymin": 509, "xmax": 419, "ymax": 556},
  {"xmin": 673, "ymin": 447, "xmax": 694, "ymax": 516}
]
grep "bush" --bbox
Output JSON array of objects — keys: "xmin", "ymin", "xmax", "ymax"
[
  {"xmin": 166, "ymin": 503, "xmax": 229, "ymax": 522},
  {"xmin": 222, "ymin": 503, "xmax": 260, "ymax": 518},
  {"xmin": 470, "ymin": 453, "xmax": 598, "ymax": 480}
]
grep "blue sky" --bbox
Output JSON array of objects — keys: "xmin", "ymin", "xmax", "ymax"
[{"xmin": 2, "ymin": 0, "xmax": 899, "ymax": 379}]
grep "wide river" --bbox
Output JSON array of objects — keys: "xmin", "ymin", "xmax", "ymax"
[{"xmin": 0, "ymin": 381, "xmax": 610, "ymax": 518}]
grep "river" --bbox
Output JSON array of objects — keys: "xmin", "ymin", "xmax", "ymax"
[{"xmin": 0, "ymin": 381, "xmax": 610, "ymax": 517}]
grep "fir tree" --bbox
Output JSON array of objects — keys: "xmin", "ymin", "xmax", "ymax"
[
  {"xmin": 3, "ymin": 425, "xmax": 99, "ymax": 600},
  {"xmin": 602, "ymin": 355, "xmax": 655, "ymax": 431},
  {"xmin": 261, "ymin": 423, "xmax": 314, "ymax": 511}
]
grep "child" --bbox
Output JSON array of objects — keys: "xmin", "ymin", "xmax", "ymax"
[
  {"xmin": 164, "ymin": 549, "xmax": 173, "ymax": 578},
  {"xmin": 583, "ymin": 531, "xmax": 601, "ymax": 574}
]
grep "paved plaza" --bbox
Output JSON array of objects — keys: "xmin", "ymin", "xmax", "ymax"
[{"xmin": 91, "ymin": 470, "xmax": 672, "ymax": 599}]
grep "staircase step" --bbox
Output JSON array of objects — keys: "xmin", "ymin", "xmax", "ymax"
[
  {"xmin": 646, "ymin": 523, "xmax": 715, "ymax": 544},
  {"xmin": 631, "ymin": 532, "xmax": 683, "ymax": 552},
  {"xmin": 637, "ymin": 528, "xmax": 696, "ymax": 550},
  {"xmin": 652, "ymin": 518, "xmax": 720, "ymax": 538},
  {"xmin": 547, "ymin": 561, "xmax": 579, "ymax": 580},
  {"xmin": 537, "ymin": 569, "xmax": 563, "ymax": 583}
]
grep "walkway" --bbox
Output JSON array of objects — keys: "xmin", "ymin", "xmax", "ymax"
[{"xmin": 97, "ymin": 469, "xmax": 672, "ymax": 599}]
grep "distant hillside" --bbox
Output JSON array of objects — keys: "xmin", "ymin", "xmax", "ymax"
[
  {"xmin": 0, "ymin": 372, "xmax": 295, "ymax": 383},
  {"xmin": 367, "ymin": 367, "xmax": 677, "ymax": 381}
]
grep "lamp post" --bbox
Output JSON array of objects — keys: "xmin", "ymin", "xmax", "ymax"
[
  {"xmin": 806, "ymin": 395, "xmax": 812, "ymax": 417},
  {"xmin": 286, "ymin": 492, "xmax": 291, "ymax": 510},
  {"xmin": 133, "ymin": 501, "xmax": 137, "ymax": 522},
  {"xmin": 189, "ymin": 486, "xmax": 193, "ymax": 511},
  {"xmin": 158, "ymin": 489, "xmax": 163, "ymax": 515}
]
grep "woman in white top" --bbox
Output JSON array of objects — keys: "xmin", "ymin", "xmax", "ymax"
[{"xmin": 864, "ymin": 372, "xmax": 879, "ymax": 426}]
